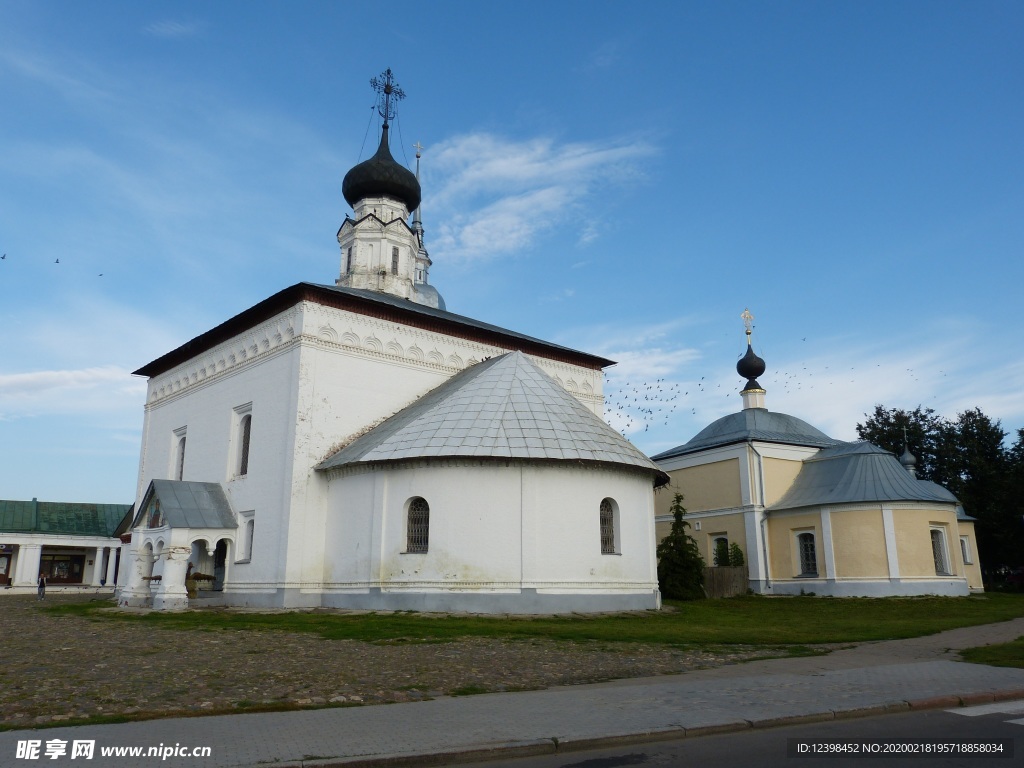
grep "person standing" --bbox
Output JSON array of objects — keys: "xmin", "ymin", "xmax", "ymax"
[{"xmin": 37, "ymin": 572, "xmax": 46, "ymax": 601}]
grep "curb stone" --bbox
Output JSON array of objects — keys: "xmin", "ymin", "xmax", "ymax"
[{"xmin": 256, "ymin": 689, "xmax": 1024, "ymax": 768}]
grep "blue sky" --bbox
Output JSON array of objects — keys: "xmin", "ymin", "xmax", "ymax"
[{"xmin": 1, "ymin": 1, "xmax": 1022, "ymax": 503}]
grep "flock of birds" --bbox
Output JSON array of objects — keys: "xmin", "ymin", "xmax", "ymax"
[
  {"xmin": 4, "ymin": 250, "xmax": 934, "ymax": 438},
  {"xmin": 602, "ymin": 355, "xmax": 931, "ymax": 439}
]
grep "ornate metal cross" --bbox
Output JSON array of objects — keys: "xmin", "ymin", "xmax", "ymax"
[{"xmin": 370, "ymin": 68, "xmax": 406, "ymax": 125}]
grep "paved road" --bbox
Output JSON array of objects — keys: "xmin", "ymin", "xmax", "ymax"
[
  {"xmin": 2, "ymin": 618, "xmax": 1024, "ymax": 768},
  {"xmin": 457, "ymin": 700, "xmax": 1024, "ymax": 768}
]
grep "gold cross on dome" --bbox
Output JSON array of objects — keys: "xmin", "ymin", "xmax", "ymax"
[{"xmin": 741, "ymin": 308, "xmax": 754, "ymax": 335}]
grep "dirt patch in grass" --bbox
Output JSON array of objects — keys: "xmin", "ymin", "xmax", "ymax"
[{"xmin": 0, "ymin": 595, "xmax": 795, "ymax": 730}]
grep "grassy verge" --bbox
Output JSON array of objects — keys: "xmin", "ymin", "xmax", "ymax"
[
  {"xmin": 960, "ymin": 636, "xmax": 1024, "ymax": 669},
  {"xmin": 45, "ymin": 593, "xmax": 1024, "ymax": 646}
]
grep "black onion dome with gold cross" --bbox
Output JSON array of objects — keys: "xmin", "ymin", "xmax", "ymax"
[
  {"xmin": 342, "ymin": 69, "xmax": 421, "ymax": 213},
  {"xmin": 737, "ymin": 308, "xmax": 766, "ymax": 394}
]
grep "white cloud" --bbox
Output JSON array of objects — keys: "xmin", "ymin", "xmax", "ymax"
[
  {"xmin": 0, "ymin": 366, "xmax": 144, "ymax": 419},
  {"xmin": 426, "ymin": 132, "xmax": 656, "ymax": 262}
]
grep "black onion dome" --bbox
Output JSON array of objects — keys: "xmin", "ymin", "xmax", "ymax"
[
  {"xmin": 737, "ymin": 343, "xmax": 766, "ymax": 391},
  {"xmin": 342, "ymin": 125, "xmax": 421, "ymax": 212}
]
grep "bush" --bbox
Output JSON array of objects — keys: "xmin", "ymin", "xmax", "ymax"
[{"xmin": 729, "ymin": 542, "xmax": 745, "ymax": 567}]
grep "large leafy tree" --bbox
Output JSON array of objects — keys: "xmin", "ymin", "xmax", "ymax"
[
  {"xmin": 657, "ymin": 493, "xmax": 706, "ymax": 600},
  {"xmin": 855, "ymin": 405, "xmax": 956, "ymax": 485}
]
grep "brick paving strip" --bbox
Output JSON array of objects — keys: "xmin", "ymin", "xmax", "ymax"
[{"xmin": 0, "ymin": 595, "xmax": 802, "ymax": 728}]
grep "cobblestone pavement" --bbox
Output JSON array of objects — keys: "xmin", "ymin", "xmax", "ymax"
[{"xmin": 0, "ymin": 595, "xmax": 797, "ymax": 729}]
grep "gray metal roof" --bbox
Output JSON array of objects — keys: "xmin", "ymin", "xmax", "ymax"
[
  {"xmin": 135, "ymin": 282, "xmax": 612, "ymax": 378},
  {"xmin": 0, "ymin": 499, "xmax": 131, "ymax": 537},
  {"xmin": 132, "ymin": 480, "xmax": 236, "ymax": 530},
  {"xmin": 652, "ymin": 408, "xmax": 839, "ymax": 461},
  {"xmin": 317, "ymin": 351, "xmax": 664, "ymax": 478},
  {"xmin": 311, "ymin": 284, "xmax": 607, "ymax": 363},
  {"xmin": 769, "ymin": 441, "xmax": 959, "ymax": 511}
]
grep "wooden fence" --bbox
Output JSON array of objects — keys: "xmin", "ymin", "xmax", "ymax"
[{"xmin": 703, "ymin": 566, "xmax": 748, "ymax": 598}]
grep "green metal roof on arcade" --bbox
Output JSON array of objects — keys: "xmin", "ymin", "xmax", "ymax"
[{"xmin": 0, "ymin": 499, "xmax": 132, "ymax": 537}]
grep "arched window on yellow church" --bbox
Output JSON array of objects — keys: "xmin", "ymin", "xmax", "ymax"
[
  {"xmin": 931, "ymin": 527, "xmax": 951, "ymax": 575},
  {"xmin": 797, "ymin": 532, "xmax": 817, "ymax": 577},
  {"xmin": 406, "ymin": 497, "xmax": 429, "ymax": 554}
]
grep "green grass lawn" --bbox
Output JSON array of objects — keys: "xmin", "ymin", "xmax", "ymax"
[
  {"xmin": 47, "ymin": 593, "xmax": 1024, "ymax": 646},
  {"xmin": 960, "ymin": 636, "xmax": 1024, "ymax": 668}
]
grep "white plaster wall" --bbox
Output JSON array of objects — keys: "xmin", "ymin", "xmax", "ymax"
[
  {"xmin": 136, "ymin": 337, "xmax": 302, "ymax": 593},
  {"xmin": 133, "ymin": 297, "xmax": 611, "ymax": 606},
  {"xmin": 322, "ymin": 461, "xmax": 658, "ymax": 598},
  {"xmin": 521, "ymin": 465, "xmax": 657, "ymax": 591}
]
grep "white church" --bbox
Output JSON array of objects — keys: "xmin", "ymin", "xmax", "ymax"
[{"xmin": 117, "ymin": 70, "xmax": 666, "ymax": 612}]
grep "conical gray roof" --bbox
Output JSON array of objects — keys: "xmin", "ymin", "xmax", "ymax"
[
  {"xmin": 317, "ymin": 351, "xmax": 664, "ymax": 479},
  {"xmin": 769, "ymin": 441, "xmax": 958, "ymax": 510}
]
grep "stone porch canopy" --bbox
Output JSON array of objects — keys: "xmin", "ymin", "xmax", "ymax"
[{"xmin": 121, "ymin": 480, "xmax": 236, "ymax": 610}]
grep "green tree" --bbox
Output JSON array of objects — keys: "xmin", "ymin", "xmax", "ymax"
[
  {"xmin": 855, "ymin": 405, "xmax": 955, "ymax": 485},
  {"xmin": 950, "ymin": 409, "xmax": 1012, "ymax": 567},
  {"xmin": 657, "ymin": 493, "xmax": 705, "ymax": 600}
]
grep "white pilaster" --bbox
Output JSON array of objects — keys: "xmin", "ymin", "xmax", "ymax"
[
  {"xmin": 820, "ymin": 508, "xmax": 836, "ymax": 580},
  {"xmin": 882, "ymin": 507, "xmax": 900, "ymax": 578}
]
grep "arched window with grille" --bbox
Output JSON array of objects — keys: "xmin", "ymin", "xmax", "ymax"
[
  {"xmin": 406, "ymin": 497, "xmax": 429, "ymax": 553},
  {"xmin": 600, "ymin": 498, "xmax": 619, "ymax": 554},
  {"xmin": 797, "ymin": 532, "xmax": 817, "ymax": 577}
]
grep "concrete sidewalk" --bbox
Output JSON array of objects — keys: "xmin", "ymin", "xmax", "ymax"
[{"xmin": 3, "ymin": 618, "xmax": 1024, "ymax": 768}]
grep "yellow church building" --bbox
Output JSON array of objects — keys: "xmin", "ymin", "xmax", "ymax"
[{"xmin": 652, "ymin": 316, "xmax": 983, "ymax": 597}]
